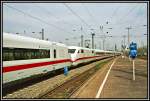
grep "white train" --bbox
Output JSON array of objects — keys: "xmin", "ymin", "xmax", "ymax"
[
  {"xmin": 3, "ymin": 32, "xmax": 121, "ymax": 84},
  {"xmin": 68, "ymin": 46, "xmax": 95, "ymax": 66},
  {"xmin": 68, "ymin": 47, "xmax": 122, "ymax": 66},
  {"xmin": 3, "ymin": 32, "xmax": 71, "ymax": 84},
  {"xmin": 68, "ymin": 46, "xmax": 113, "ymax": 66}
]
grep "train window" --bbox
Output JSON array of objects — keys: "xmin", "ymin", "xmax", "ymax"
[
  {"xmin": 26, "ymin": 50, "xmax": 32, "ymax": 59},
  {"xmin": 96, "ymin": 52, "xmax": 102, "ymax": 55},
  {"xmin": 14, "ymin": 48, "xmax": 21, "ymax": 60},
  {"xmin": 39, "ymin": 50, "xmax": 45, "ymax": 58},
  {"xmin": 3, "ymin": 47, "xmax": 50, "ymax": 61},
  {"xmin": 3, "ymin": 48, "xmax": 14, "ymax": 61},
  {"xmin": 81, "ymin": 49, "xmax": 84, "ymax": 53},
  {"xmin": 68, "ymin": 49, "xmax": 76, "ymax": 53},
  {"xmin": 43, "ymin": 50, "xmax": 50, "ymax": 58},
  {"xmin": 54, "ymin": 49, "xmax": 56, "ymax": 58}
]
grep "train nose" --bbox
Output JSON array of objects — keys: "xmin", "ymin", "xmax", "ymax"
[{"xmin": 70, "ymin": 54, "xmax": 76, "ymax": 62}]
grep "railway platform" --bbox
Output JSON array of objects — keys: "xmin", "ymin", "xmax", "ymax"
[{"xmin": 71, "ymin": 56, "xmax": 148, "ymax": 99}]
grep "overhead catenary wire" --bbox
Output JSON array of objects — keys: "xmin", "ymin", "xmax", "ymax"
[
  {"xmin": 4, "ymin": 3, "xmax": 146, "ymax": 50},
  {"xmin": 110, "ymin": 5, "xmax": 121, "ymax": 24},
  {"xmin": 113, "ymin": 5, "xmax": 146, "ymax": 35},
  {"xmin": 114, "ymin": 5, "xmax": 138, "ymax": 25},
  {"xmin": 84, "ymin": 35, "xmax": 146, "ymax": 38},
  {"xmin": 111, "ymin": 5, "xmax": 120, "ymax": 19},
  {"xmin": 63, "ymin": 3, "xmax": 91, "ymax": 28},
  {"xmin": 108, "ymin": 5, "xmax": 145, "ymax": 38},
  {"xmin": 33, "ymin": 4, "xmax": 76, "ymax": 27},
  {"xmin": 118, "ymin": 5, "xmax": 144, "ymax": 27},
  {"xmin": 4, "ymin": 4, "xmax": 74, "ymax": 35},
  {"xmin": 82, "ymin": 3, "xmax": 98, "ymax": 27},
  {"xmin": 131, "ymin": 5, "xmax": 146, "ymax": 26}
]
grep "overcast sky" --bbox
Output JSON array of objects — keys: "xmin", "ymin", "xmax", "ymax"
[{"xmin": 3, "ymin": 2, "xmax": 148, "ymax": 51}]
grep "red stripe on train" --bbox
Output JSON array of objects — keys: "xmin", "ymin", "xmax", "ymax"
[
  {"xmin": 73, "ymin": 56, "xmax": 102, "ymax": 62},
  {"xmin": 3, "ymin": 56, "xmax": 103, "ymax": 73},
  {"xmin": 3, "ymin": 59, "xmax": 71, "ymax": 73}
]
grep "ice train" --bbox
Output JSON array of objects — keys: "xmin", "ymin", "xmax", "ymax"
[{"xmin": 2, "ymin": 32, "xmax": 121, "ymax": 84}]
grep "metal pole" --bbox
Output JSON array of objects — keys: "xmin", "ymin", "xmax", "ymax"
[
  {"xmin": 123, "ymin": 35, "xmax": 126, "ymax": 55},
  {"xmin": 24, "ymin": 30, "xmax": 26, "ymax": 34},
  {"xmin": 133, "ymin": 59, "xmax": 135, "ymax": 80},
  {"xmin": 78, "ymin": 42, "xmax": 80, "ymax": 47},
  {"xmin": 126, "ymin": 27, "xmax": 131, "ymax": 48},
  {"xmin": 85, "ymin": 40, "xmax": 89, "ymax": 48},
  {"xmin": 91, "ymin": 33, "xmax": 95, "ymax": 49},
  {"xmin": 100, "ymin": 26, "xmax": 104, "ymax": 50},
  {"xmin": 95, "ymin": 44, "xmax": 96, "ymax": 49},
  {"xmin": 123, "ymin": 35, "xmax": 126, "ymax": 48},
  {"xmin": 99, "ymin": 41, "xmax": 101, "ymax": 49},
  {"xmin": 115, "ymin": 44, "xmax": 117, "ymax": 51},
  {"xmin": 81, "ymin": 35, "xmax": 83, "ymax": 47},
  {"xmin": 128, "ymin": 28, "xmax": 129, "ymax": 48},
  {"xmin": 42, "ymin": 28, "xmax": 44, "ymax": 40},
  {"xmin": 103, "ymin": 39, "xmax": 105, "ymax": 50},
  {"xmin": 80, "ymin": 26, "xmax": 84, "ymax": 47},
  {"xmin": 126, "ymin": 27, "xmax": 131, "ymax": 60}
]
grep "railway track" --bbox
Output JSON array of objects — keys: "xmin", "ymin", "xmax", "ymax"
[
  {"xmin": 2, "ymin": 68, "xmax": 64, "ymax": 97},
  {"xmin": 40, "ymin": 57, "xmax": 113, "ymax": 98},
  {"xmin": 2, "ymin": 56, "xmax": 113, "ymax": 97}
]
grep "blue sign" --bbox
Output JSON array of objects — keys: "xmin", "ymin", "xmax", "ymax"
[
  {"xmin": 129, "ymin": 42, "xmax": 137, "ymax": 59},
  {"xmin": 129, "ymin": 42, "xmax": 137, "ymax": 50}
]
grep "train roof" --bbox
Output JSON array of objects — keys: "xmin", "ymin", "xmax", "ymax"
[
  {"xmin": 3, "ymin": 32, "xmax": 67, "ymax": 47},
  {"xmin": 68, "ymin": 46, "xmax": 93, "ymax": 51},
  {"xmin": 94, "ymin": 49, "xmax": 105, "ymax": 52},
  {"xmin": 104, "ymin": 50, "xmax": 114, "ymax": 53},
  {"xmin": 68, "ymin": 46, "xmax": 107, "ymax": 52},
  {"xmin": 51, "ymin": 42, "xmax": 67, "ymax": 47}
]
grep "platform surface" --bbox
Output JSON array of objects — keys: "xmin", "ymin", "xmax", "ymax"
[{"xmin": 71, "ymin": 56, "xmax": 148, "ymax": 99}]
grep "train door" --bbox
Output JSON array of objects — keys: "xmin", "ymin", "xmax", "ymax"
[{"xmin": 51, "ymin": 44, "xmax": 58, "ymax": 60}]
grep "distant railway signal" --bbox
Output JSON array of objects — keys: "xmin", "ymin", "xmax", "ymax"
[
  {"xmin": 129, "ymin": 42, "xmax": 137, "ymax": 81},
  {"xmin": 129, "ymin": 42, "xmax": 137, "ymax": 59}
]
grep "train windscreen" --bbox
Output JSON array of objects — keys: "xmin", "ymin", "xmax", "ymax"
[{"xmin": 68, "ymin": 49, "xmax": 76, "ymax": 53}]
